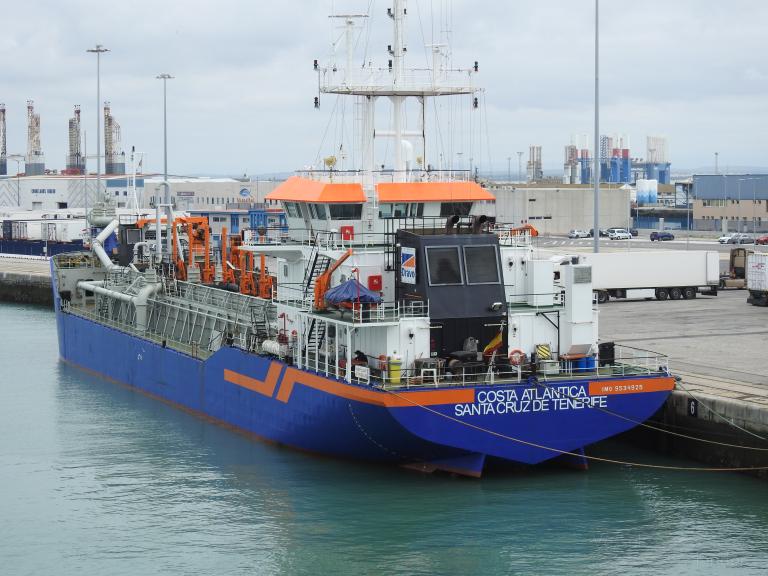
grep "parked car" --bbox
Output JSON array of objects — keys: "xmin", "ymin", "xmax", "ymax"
[
  {"xmin": 756, "ymin": 235, "xmax": 768, "ymax": 245},
  {"xmin": 607, "ymin": 228, "xmax": 632, "ymax": 240},
  {"xmin": 589, "ymin": 228, "xmax": 608, "ymax": 237},
  {"xmin": 718, "ymin": 233, "xmax": 736, "ymax": 244},
  {"xmin": 629, "ymin": 228, "xmax": 639, "ymax": 237},
  {"xmin": 727, "ymin": 233, "xmax": 755, "ymax": 244},
  {"xmin": 567, "ymin": 229, "xmax": 590, "ymax": 238},
  {"xmin": 650, "ymin": 231, "xmax": 675, "ymax": 241}
]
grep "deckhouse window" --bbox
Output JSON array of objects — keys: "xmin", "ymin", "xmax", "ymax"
[
  {"xmin": 426, "ymin": 246, "xmax": 463, "ymax": 286},
  {"xmin": 409, "ymin": 203, "xmax": 424, "ymax": 217},
  {"xmin": 379, "ymin": 203, "xmax": 423, "ymax": 218},
  {"xmin": 329, "ymin": 204, "xmax": 362, "ymax": 220},
  {"xmin": 284, "ymin": 202, "xmax": 301, "ymax": 218},
  {"xmin": 439, "ymin": 202, "xmax": 472, "ymax": 217},
  {"xmin": 309, "ymin": 203, "xmax": 327, "ymax": 220},
  {"xmin": 463, "ymin": 245, "xmax": 500, "ymax": 284}
]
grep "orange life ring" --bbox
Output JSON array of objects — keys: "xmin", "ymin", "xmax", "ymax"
[{"xmin": 508, "ymin": 348, "xmax": 525, "ymax": 366}]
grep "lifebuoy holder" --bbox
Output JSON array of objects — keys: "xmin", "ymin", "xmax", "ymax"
[{"xmin": 508, "ymin": 348, "xmax": 525, "ymax": 366}]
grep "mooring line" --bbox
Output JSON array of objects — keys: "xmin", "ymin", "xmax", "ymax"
[
  {"xmin": 382, "ymin": 388, "xmax": 768, "ymax": 472},
  {"xmin": 675, "ymin": 378, "xmax": 768, "ymax": 443},
  {"xmin": 530, "ymin": 378, "xmax": 768, "ymax": 451}
]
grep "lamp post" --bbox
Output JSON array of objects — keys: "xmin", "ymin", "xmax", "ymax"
[
  {"xmin": 507, "ymin": 156, "xmax": 511, "ymax": 182},
  {"xmin": 156, "ymin": 73, "xmax": 174, "ymax": 204},
  {"xmin": 753, "ymin": 179, "xmax": 757, "ymax": 236},
  {"xmin": 86, "ymin": 45, "xmax": 109, "ymax": 204},
  {"xmin": 592, "ymin": 0, "xmax": 600, "ymax": 253},
  {"xmin": 157, "ymin": 73, "xmax": 174, "ymax": 259},
  {"xmin": 517, "ymin": 151, "xmax": 523, "ymax": 183}
]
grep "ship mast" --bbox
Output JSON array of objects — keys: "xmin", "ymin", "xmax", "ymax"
[{"xmin": 318, "ymin": 0, "xmax": 478, "ymax": 190}]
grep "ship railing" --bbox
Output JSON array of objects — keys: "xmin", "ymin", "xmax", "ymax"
[
  {"xmin": 275, "ymin": 288, "xmax": 430, "ymax": 322},
  {"xmin": 294, "ymin": 168, "xmax": 473, "ymax": 185},
  {"xmin": 53, "ymin": 252, "xmax": 98, "ymax": 269},
  {"xmin": 319, "ymin": 66, "xmax": 477, "ymax": 95},
  {"xmin": 293, "ymin": 344, "xmax": 672, "ymax": 391},
  {"xmin": 609, "ymin": 344, "xmax": 670, "ymax": 377},
  {"xmin": 62, "ymin": 303, "xmax": 213, "ymax": 358}
]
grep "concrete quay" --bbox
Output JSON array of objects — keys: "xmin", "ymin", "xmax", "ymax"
[
  {"xmin": 600, "ymin": 290, "xmax": 768, "ymax": 478},
  {"xmin": 0, "ymin": 255, "xmax": 53, "ymax": 306}
]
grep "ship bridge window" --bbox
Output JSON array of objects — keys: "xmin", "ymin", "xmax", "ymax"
[
  {"xmin": 284, "ymin": 202, "xmax": 301, "ymax": 218},
  {"xmin": 463, "ymin": 245, "xmax": 500, "ymax": 284},
  {"xmin": 440, "ymin": 202, "xmax": 472, "ymax": 217},
  {"xmin": 379, "ymin": 203, "xmax": 423, "ymax": 218},
  {"xmin": 309, "ymin": 203, "xmax": 328, "ymax": 220},
  {"xmin": 329, "ymin": 204, "xmax": 362, "ymax": 220},
  {"xmin": 426, "ymin": 246, "xmax": 463, "ymax": 286}
]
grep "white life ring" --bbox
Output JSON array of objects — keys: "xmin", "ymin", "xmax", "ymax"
[{"xmin": 508, "ymin": 348, "xmax": 525, "ymax": 366}]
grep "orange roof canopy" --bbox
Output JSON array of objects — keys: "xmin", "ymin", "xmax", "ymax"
[
  {"xmin": 376, "ymin": 181, "xmax": 495, "ymax": 203},
  {"xmin": 265, "ymin": 176, "xmax": 366, "ymax": 204}
]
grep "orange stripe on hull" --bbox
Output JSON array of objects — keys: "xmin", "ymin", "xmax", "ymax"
[
  {"xmin": 276, "ymin": 366, "xmax": 475, "ymax": 407},
  {"xmin": 224, "ymin": 364, "xmax": 284, "ymax": 397},
  {"xmin": 588, "ymin": 377, "xmax": 674, "ymax": 396}
]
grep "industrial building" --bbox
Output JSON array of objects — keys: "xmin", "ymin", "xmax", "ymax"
[
  {"xmin": 561, "ymin": 135, "xmax": 671, "ymax": 185},
  {"xmin": 526, "ymin": 145, "xmax": 543, "ymax": 182},
  {"xmin": 65, "ymin": 106, "xmax": 84, "ymax": 175},
  {"xmin": 488, "ymin": 183, "xmax": 631, "ymax": 235},
  {"xmin": 0, "ymin": 173, "xmax": 281, "ymax": 212},
  {"xmin": 103, "ymin": 102, "xmax": 125, "ymax": 175},
  {"xmin": 692, "ymin": 174, "xmax": 768, "ymax": 233},
  {"xmin": 25, "ymin": 101, "xmax": 45, "ymax": 176}
]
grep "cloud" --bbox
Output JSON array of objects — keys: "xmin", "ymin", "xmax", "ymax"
[{"xmin": 2, "ymin": 0, "xmax": 766, "ymax": 175}]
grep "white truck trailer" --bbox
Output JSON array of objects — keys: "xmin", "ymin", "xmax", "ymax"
[
  {"xmin": 565, "ymin": 251, "xmax": 720, "ymax": 303},
  {"xmin": 746, "ymin": 252, "xmax": 768, "ymax": 306}
]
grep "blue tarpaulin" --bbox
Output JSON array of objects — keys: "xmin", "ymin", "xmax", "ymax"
[{"xmin": 324, "ymin": 278, "xmax": 382, "ymax": 304}]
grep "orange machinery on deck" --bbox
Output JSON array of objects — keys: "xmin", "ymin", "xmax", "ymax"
[
  {"xmin": 220, "ymin": 226, "xmax": 273, "ymax": 298},
  {"xmin": 136, "ymin": 216, "xmax": 215, "ymax": 283}
]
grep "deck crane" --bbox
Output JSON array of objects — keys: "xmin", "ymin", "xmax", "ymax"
[{"xmin": 313, "ymin": 249, "xmax": 354, "ymax": 311}]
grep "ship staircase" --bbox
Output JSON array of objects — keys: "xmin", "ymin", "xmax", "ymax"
[
  {"xmin": 301, "ymin": 232, "xmax": 340, "ymax": 357},
  {"xmin": 303, "ymin": 243, "xmax": 332, "ymax": 299},
  {"xmin": 249, "ymin": 304, "xmax": 272, "ymax": 351}
]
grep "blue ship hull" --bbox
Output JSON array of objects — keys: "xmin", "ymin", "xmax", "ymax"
[{"xmin": 54, "ymin": 287, "xmax": 674, "ymax": 476}]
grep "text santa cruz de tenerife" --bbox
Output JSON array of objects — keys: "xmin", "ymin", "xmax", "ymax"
[{"xmin": 453, "ymin": 385, "xmax": 609, "ymax": 417}]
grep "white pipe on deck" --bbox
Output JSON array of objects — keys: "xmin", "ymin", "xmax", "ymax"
[
  {"xmin": 91, "ymin": 219, "xmax": 120, "ymax": 270},
  {"xmin": 77, "ymin": 279, "xmax": 161, "ymax": 331}
]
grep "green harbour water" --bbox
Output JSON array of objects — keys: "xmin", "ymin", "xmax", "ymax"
[{"xmin": 1, "ymin": 302, "xmax": 767, "ymax": 575}]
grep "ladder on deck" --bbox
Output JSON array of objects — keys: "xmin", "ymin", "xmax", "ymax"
[
  {"xmin": 306, "ymin": 317, "xmax": 327, "ymax": 352},
  {"xmin": 303, "ymin": 244, "xmax": 331, "ymax": 300}
]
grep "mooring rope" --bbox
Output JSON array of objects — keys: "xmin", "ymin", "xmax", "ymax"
[
  {"xmin": 382, "ymin": 388, "xmax": 768, "ymax": 472},
  {"xmin": 530, "ymin": 378, "xmax": 768, "ymax": 451},
  {"xmin": 674, "ymin": 378, "xmax": 768, "ymax": 443}
]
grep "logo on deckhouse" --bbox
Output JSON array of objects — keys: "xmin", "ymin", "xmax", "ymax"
[{"xmin": 400, "ymin": 247, "xmax": 416, "ymax": 284}]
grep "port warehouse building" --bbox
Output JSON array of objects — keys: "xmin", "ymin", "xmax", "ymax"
[
  {"xmin": 0, "ymin": 174, "xmax": 281, "ymax": 212},
  {"xmin": 691, "ymin": 174, "xmax": 768, "ymax": 233},
  {"xmin": 488, "ymin": 183, "xmax": 631, "ymax": 235}
]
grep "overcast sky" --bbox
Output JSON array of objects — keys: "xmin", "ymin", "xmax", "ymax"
[{"xmin": 2, "ymin": 0, "xmax": 767, "ymax": 176}]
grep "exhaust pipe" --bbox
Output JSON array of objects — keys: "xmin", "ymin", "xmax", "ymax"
[
  {"xmin": 445, "ymin": 215, "xmax": 460, "ymax": 234},
  {"xmin": 471, "ymin": 215, "xmax": 488, "ymax": 234}
]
